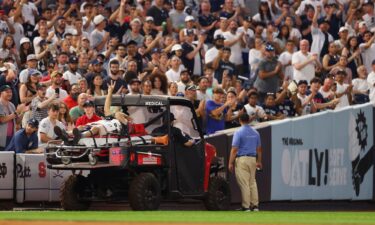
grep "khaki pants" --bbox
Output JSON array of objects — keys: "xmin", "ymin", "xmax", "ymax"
[{"xmin": 235, "ymin": 156, "xmax": 258, "ymax": 208}]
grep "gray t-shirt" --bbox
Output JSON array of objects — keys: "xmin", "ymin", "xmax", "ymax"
[
  {"xmin": 90, "ymin": 29, "xmax": 106, "ymax": 52},
  {"xmin": 254, "ymin": 57, "xmax": 281, "ymax": 94},
  {"xmin": 31, "ymin": 96, "xmax": 48, "ymax": 122}
]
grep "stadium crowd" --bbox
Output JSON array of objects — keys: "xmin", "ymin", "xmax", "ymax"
[{"xmin": 0, "ymin": 0, "xmax": 375, "ymax": 151}]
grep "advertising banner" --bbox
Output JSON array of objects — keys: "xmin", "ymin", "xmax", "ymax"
[
  {"xmin": 271, "ymin": 104, "xmax": 374, "ymax": 200},
  {"xmin": 0, "ymin": 152, "xmax": 14, "ymax": 199}
]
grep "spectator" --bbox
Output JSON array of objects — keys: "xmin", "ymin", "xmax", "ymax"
[
  {"xmin": 46, "ymin": 71, "xmax": 68, "ymax": 101},
  {"xmin": 243, "ymin": 91, "xmax": 266, "ymax": 125},
  {"xmin": 262, "ymin": 93, "xmax": 285, "ymax": 121},
  {"xmin": 177, "ymin": 69, "xmax": 193, "ymax": 93},
  {"xmin": 75, "ymin": 100, "xmax": 102, "ymax": 128},
  {"xmin": 87, "ymin": 74, "xmax": 106, "ymax": 96},
  {"xmin": 311, "ymin": 6, "xmax": 334, "ymax": 58},
  {"xmin": 292, "ymin": 39, "xmax": 321, "ymax": 83},
  {"xmin": 196, "ymin": 76, "xmax": 211, "ymax": 101},
  {"xmin": 0, "ymin": 85, "xmax": 28, "ymax": 150},
  {"xmin": 5, "ymin": 118, "xmax": 41, "ymax": 153},
  {"xmin": 334, "ymin": 69, "xmax": 353, "ymax": 109},
  {"xmin": 278, "ymin": 40, "xmax": 295, "ymax": 81},
  {"xmin": 296, "ymin": 80, "xmax": 316, "ymax": 115},
  {"xmin": 141, "ymin": 80, "xmax": 152, "ymax": 95},
  {"xmin": 308, "ymin": 77, "xmax": 339, "ymax": 112},
  {"xmin": 254, "ymin": 44, "xmax": 283, "ymax": 103},
  {"xmin": 19, "ymin": 37, "xmax": 34, "ymax": 66},
  {"xmin": 0, "ymin": 67, "xmax": 18, "ymax": 106},
  {"xmin": 225, "ymin": 89, "xmax": 243, "ymax": 129},
  {"xmin": 205, "ymin": 87, "xmax": 233, "ymax": 135},
  {"xmin": 228, "ymin": 113, "xmax": 262, "ymax": 212},
  {"xmin": 31, "ymin": 84, "xmax": 55, "ymax": 123},
  {"xmin": 352, "ymin": 65, "xmax": 370, "ymax": 104},
  {"xmin": 59, "ymin": 101, "xmax": 74, "ymax": 131},
  {"xmin": 342, "ymin": 36, "xmax": 362, "ymax": 79},
  {"xmin": 63, "ymin": 56, "xmax": 82, "ymax": 88},
  {"xmin": 223, "ymin": 20, "xmax": 244, "ymax": 72},
  {"xmin": 330, "ymin": 55, "xmax": 353, "ymax": 84},
  {"xmin": 166, "ymin": 55, "xmax": 184, "ymax": 83},
  {"xmin": 212, "ymin": 47, "xmax": 236, "ymax": 84},
  {"xmin": 168, "ymin": 81, "xmax": 179, "ymax": 96},
  {"xmin": 19, "ymin": 69, "xmax": 40, "ymax": 104},
  {"xmin": 122, "ymin": 18, "xmax": 144, "ymax": 47},
  {"xmin": 19, "ymin": 54, "xmax": 39, "ymax": 84},
  {"xmin": 319, "ymin": 77, "xmax": 335, "ymax": 101},
  {"xmin": 149, "ymin": 72, "xmax": 168, "ymax": 95},
  {"xmin": 90, "ymin": 15, "xmax": 110, "ymax": 52},
  {"xmin": 38, "ymin": 102, "xmax": 66, "ymax": 148},
  {"xmin": 322, "ymin": 42, "xmax": 340, "ymax": 75},
  {"xmin": 63, "ymin": 84, "xmax": 81, "ymax": 110},
  {"xmin": 181, "ymin": 29, "xmax": 205, "ymax": 76},
  {"xmin": 359, "ymin": 31, "xmax": 375, "ymax": 73},
  {"xmin": 205, "ymin": 34, "xmax": 225, "ymax": 65},
  {"xmin": 69, "ymin": 93, "xmax": 89, "ymax": 122},
  {"xmin": 128, "ymin": 79, "xmax": 142, "ymax": 95},
  {"xmin": 103, "ymin": 60, "xmax": 127, "ymax": 94}
]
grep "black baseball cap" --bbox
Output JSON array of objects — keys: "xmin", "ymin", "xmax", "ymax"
[
  {"xmin": 83, "ymin": 100, "xmax": 95, "ymax": 107},
  {"xmin": 130, "ymin": 78, "xmax": 141, "ymax": 84},
  {"xmin": 0, "ymin": 85, "xmax": 11, "ymax": 93},
  {"xmin": 297, "ymin": 80, "xmax": 308, "ymax": 86},
  {"xmin": 214, "ymin": 34, "xmax": 225, "ymax": 41},
  {"xmin": 126, "ymin": 40, "xmax": 138, "ymax": 47},
  {"xmin": 27, "ymin": 118, "xmax": 39, "ymax": 128},
  {"xmin": 69, "ymin": 56, "xmax": 78, "ymax": 64}
]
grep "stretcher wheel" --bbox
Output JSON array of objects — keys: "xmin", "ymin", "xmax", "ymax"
[
  {"xmin": 61, "ymin": 157, "xmax": 71, "ymax": 165},
  {"xmin": 89, "ymin": 154, "xmax": 98, "ymax": 166}
]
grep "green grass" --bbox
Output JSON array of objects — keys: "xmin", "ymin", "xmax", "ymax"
[{"xmin": 0, "ymin": 211, "xmax": 375, "ymax": 224}]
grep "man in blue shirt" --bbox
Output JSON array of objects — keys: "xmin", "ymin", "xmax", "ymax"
[
  {"xmin": 205, "ymin": 87, "xmax": 234, "ymax": 134},
  {"xmin": 228, "ymin": 113, "xmax": 262, "ymax": 212},
  {"xmin": 5, "ymin": 118, "xmax": 41, "ymax": 153}
]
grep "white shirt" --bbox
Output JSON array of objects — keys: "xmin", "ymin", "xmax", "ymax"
[
  {"xmin": 297, "ymin": 93, "xmax": 312, "ymax": 115},
  {"xmin": 360, "ymin": 43, "xmax": 375, "ymax": 73},
  {"xmin": 367, "ymin": 71, "xmax": 375, "ymax": 103},
  {"xmin": 46, "ymin": 87, "xmax": 68, "ymax": 101},
  {"xmin": 82, "ymin": 16, "xmax": 95, "ymax": 34},
  {"xmin": 248, "ymin": 49, "xmax": 262, "ymax": 76},
  {"xmin": 63, "ymin": 70, "xmax": 82, "ymax": 85},
  {"xmin": 237, "ymin": 26, "xmax": 254, "ymax": 53},
  {"xmin": 9, "ymin": 17, "xmax": 24, "ymax": 49},
  {"xmin": 335, "ymin": 82, "xmax": 350, "ymax": 109},
  {"xmin": 296, "ymin": 0, "xmax": 324, "ymax": 16},
  {"xmin": 289, "ymin": 28, "xmax": 302, "ymax": 41},
  {"xmin": 292, "ymin": 51, "xmax": 316, "ymax": 83},
  {"xmin": 22, "ymin": 2, "xmax": 38, "ymax": 26},
  {"xmin": 311, "ymin": 26, "xmax": 333, "ymax": 55},
  {"xmin": 362, "ymin": 13, "xmax": 375, "ymax": 30},
  {"xmin": 244, "ymin": 103, "xmax": 266, "ymax": 125},
  {"xmin": 196, "ymin": 90, "xmax": 212, "ymax": 101},
  {"xmin": 205, "ymin": 47, "xmax": 219, "ymax": 64},
  {"xmin": 90, "ymin": 29, "xmax": 106, "ymax": 52},
  {"xmin": 278, "ymin": 51, "xmax": 294, "ymax": 81},
  {"xmin": 38, "ymin": 117, "xmax": 65, "ymax": 147},
  {"xmin": 319, "ymin": 87, "xmax": 334, "ymax": 99},
  {"xmin": 352, "ymin": 78, "xmax": 370, "ymax": 93},
  {"xmin": 166, "ymin": 67, "xmax": 183, "ymax": 83}
]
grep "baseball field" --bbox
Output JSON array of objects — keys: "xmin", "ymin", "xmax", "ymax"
[{"xmin": 0, "ymin": 211, "xmax": 375, "ymax": 225}]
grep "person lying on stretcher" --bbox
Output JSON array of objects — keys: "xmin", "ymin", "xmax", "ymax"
[{"xmin": 54, "ymin": 81, "xmax": 133, "ymax": 145}]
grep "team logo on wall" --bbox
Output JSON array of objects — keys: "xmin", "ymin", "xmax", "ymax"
[{"xmin": 349, "ymin": 110, "xmax": 374, "ymax": 196}]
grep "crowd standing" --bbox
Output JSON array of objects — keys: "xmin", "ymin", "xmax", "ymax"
[{"xmin": 0, "ymin": 0, "xmax": 374, "ymax": 152}]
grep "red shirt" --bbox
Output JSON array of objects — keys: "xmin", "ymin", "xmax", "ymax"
[
  {"xmin": 76, "ymin": 114, "xmax": 102, "ymax": 127},
  {"xmin": 63, "ymin": 95, "xmax": 78, "ymax": 109}
]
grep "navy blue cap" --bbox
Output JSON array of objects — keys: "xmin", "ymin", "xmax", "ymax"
[
  {"xmin": 90, "ymin": 59, "xmax": 102, "ymax": 65},
  {"xmin": 265, "ymin": 44, "xmax": 275, "ymax": 51},
  {"xmin": 27, "ymin": 118, "xmax": 39, "ymax": 128},
  {"xmin": 69, "ymin": 56, "xmax": 78, "ymax": 64}
]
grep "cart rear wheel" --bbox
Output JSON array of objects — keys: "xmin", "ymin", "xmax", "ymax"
[{"xmin": 129, "ymin": 173, "xmax": 161, "ymax": 210}]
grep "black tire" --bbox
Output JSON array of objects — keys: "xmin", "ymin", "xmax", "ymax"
[
  {"xmin": 129, "ymin": 173, "xmax": 161, "ymax": 211},
  {"xmin": 60, "ymin": 175, "xmax": 91, "ymax": 210},
  {"xmin": 204, "ymin": 176, "xmax": 231, "ymax": 210}
]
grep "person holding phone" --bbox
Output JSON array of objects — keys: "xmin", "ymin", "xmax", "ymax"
[{"xmin": 45, "ymin": 71, "xmax": 68, "ymax": 100}]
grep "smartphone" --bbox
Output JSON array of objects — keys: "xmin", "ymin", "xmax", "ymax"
[{"xmin": 55, "ymin": 88, "xmax": 60, "ymax": 94}]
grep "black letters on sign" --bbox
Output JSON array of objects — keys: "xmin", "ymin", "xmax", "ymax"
[
  {"xmin": 0, "ymin": 163, "xmax": 7, "ymax": 178},
  {"xmin": 17, "ymin": 163, "xmax": 31, "ymax": 178}
]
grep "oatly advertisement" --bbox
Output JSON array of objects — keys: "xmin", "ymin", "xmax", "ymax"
[{"xmin": 270, "ymin": 104, "xmax": 374, "ymax": 200}]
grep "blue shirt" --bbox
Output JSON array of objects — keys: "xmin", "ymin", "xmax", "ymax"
[
  {"xmin": 205, "ymin": 100, "xmax": 227, "ymax": 135},
  {"xmin": 232, "ymin": 125, "xmax": 261, "ymax": 157},
  {"xmin": 5, "ymin": 129, "xmax": 38, "ymax": 153}
]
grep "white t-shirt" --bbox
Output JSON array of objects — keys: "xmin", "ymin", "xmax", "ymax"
[
  {"xmin": 360, "ymin": 43, "xmax": 375, "ymax": 73},
  {"xmin": 237, "ymin": 26, "xmax": 254, "ymax": 53},
  {"xmin": 9, "ymin": 17, "xmax": 24, "ymax": 49},
  {"xmin": 311, "ymin": 26, "xmax": 333, "ymax": 55},
  {"xmin": 63, "ymin": 71, "xmax": 83, "ymax": 85},
  {"xmin": 82, "ymin": 16, "xmax": 95, "ymax": 34},
  {"xmin": 38, "ymin": 117, "xmax": 65, "ymax": 147},
  {"xmin": 90, "ymin": 29, "xmax": 106, "ymax": 52},
  {"xmin": 46, "ymin": 87, "xmax": 68, "ymax": 101},
  {"xmin": 352, "ymin": 78, "xmax": 370, "ymax": 93},
  {"xmin": 196, "ymin": 90, "xmax": 212, "ymax": 101},
  {"xmin": 248, "ymin": 49, "xmax": 262, "ymax": 76},
  {"xmin": 335, "ymin": 82, "xmax": 350, "ymax": 110},
  {"xmin": 244, "ymin": 103, "xmax": 266, "ymax": 125},
  {"xmin": 367, "ymin": 71, "xmax": 375, "ymax": 103},
  {"xmin": 223, "ymin": 30, "xmax": 243, "ymax": 65},
  {"xmin": 22, "ymin": 2, "xmax": 38, "ymax": 26},
  {"xmin": 362, "ymin": 13, "xmax": 375, "ymax": 30},
  {"xmin": 319, "ymin": 87, "xmax": 334, "ymax": 99},
  {"xmin": 205, "ymin": 47, "xmax": 219, "ymax": 64},
  {"xmin": 166, "ymin": 67, "xmax": 183, "ymax": 83},
  {"xmin": 278, "ymin": 51, "xmax": 294, "ymax": 81},
  {"xmin": 292, "ymin": 51, "xmax": 316, "ymax": 83},
  {"xmin": 297, "ymin": 93, "xmax": 312, "ymax": 115}
]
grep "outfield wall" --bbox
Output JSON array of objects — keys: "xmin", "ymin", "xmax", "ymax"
[
  {"xmin": 0, "ymin": 104, "xmax": 374, "ymax": 204},
  {"xmin": 207, "ymin": 103, "xmax": 375, "ymax": 202}
]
